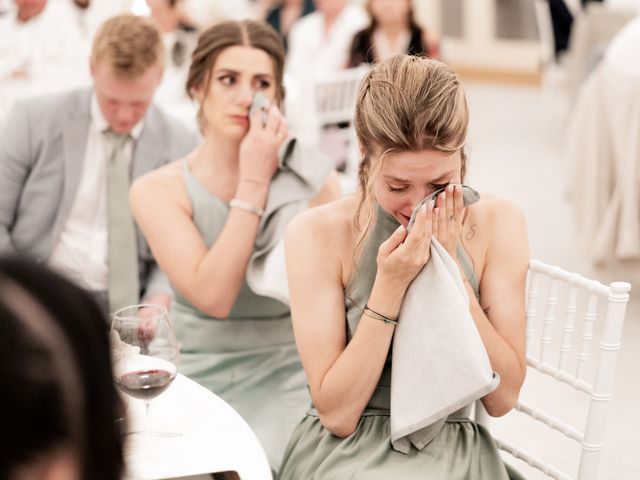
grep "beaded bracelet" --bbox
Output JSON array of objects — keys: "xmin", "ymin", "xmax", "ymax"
[
  {"xmin": 229, "ymin": 198, "xmax": 264, "ymax": 218},
  {"xmin": 363, "ymin": 304, "xmax": 399, "ymax": 325}
]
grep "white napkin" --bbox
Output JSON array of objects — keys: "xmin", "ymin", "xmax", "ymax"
[
  {"xmin": 390, "ymin": 190, "xmax": 499, "ymax": 454},
  {"xmin": 245, "ymin": 138, "xmax": 333, "ymax": 305}
]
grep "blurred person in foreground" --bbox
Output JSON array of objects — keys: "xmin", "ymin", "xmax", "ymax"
[
  {"xmin": 0, "ymin": 255, "xmax": 123, "ymax": 480},
  {"xmin": 0, "ymin": 14, "xmax": 197, "ymax": 314},
  {"xmin": 347, "ymin": 0, "xmax": 439, "ymax": 67},
  {"xmin": 130, "ymin": 19, "xmax": 340, "ymax": 473}
]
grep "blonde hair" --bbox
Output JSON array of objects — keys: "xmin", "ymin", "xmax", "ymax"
[
  {"xmin": 90, "ymin": 14, "xmax": 164, "ymax": 79},
  {"xmin": 354, "ymin": 55, "xmax": 469, "ymax": 230}
]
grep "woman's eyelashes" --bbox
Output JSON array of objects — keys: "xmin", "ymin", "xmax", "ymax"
[
  {"xmin": 218, "ymin": 74, "xmax": 236, "ymax": 86},
  {"xmin": 386, "ymin": 183, "xmax": 449, "ymax": 194},
  {"xmin": 257, "ymin": 79, "xmax": 271, "ymax": 89},
  {"xmin": 387, "ymin": 184, "xmax": 408, "ymax": 193}
]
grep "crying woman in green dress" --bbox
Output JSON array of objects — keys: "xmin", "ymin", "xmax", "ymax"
[
  {"xmin": 278, "ymin": 55, "xmax": 530, "ymax": 479},
  {"xmin": 129, "ymin": 20, "xmax": 341, "ymax": 474}
]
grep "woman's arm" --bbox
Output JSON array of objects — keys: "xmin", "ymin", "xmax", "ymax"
[
  {"xmin": 130, "ymin": 168, "xmax": 268, "ymax": 318},
  {"xmin": 286, "ymin": 200, "xmax": 435, "ymax": 437},
  {"xmin": 130, "ymin": 106, "xmax": 286, "ymax": 318},
  {"xmin": 472, "ymin": 199, "xmax": 529, "ymax": 416},
  {"xmin": 435, "ymin": 188, "xmax": 528, "ymax": 417}
]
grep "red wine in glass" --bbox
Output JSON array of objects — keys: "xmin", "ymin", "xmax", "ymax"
[{"xmin": 116, "ymin": 369, "xmax": 174, "ymax": 400}]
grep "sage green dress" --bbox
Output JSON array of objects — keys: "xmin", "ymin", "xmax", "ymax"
[
  {"xmin": 172, "ymin": 162, "xmax": 309, "ymax": 474},
  {"xmin": 277, "ymin": 206, "xmax": 524, "ymax": 480}
]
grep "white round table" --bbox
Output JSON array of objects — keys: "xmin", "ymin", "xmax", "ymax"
[{"xmin": 124, "ymin": 374, "xmax": 272, "ymax": 480}]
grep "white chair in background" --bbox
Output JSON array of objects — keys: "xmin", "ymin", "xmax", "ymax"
[
  {"xmin": 476, "ymin": 259, "xmax": 631, "ymax": 480},
  {"xmin": 310, "ymin": 66, "xmax": 369, "ymax": 193}
]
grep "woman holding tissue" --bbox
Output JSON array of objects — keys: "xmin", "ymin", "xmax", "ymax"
[
  {"xmin": 129, "ymin": 20, "xmax": 340, "ymax": 473},
  {"xmin": 278, "ymin": 55, "xmax": 529, "ymax": 479}
]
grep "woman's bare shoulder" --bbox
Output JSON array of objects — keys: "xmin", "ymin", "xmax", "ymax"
[
  {"xmin": 286, "ymin": 195, "xmax": 359, "ymax": 263},
  {"xmin": 133, "ymin": 158, "xmax": 184, "ymax": 191},
  {"xmin": 467, "ymin": 192, "xmax": 525, "ymax": 226},
  {"xmin": 130, "ymin": 157, "xmax": 191, "ymax": 213},
  {"xmin": 290, "ymin": 195, "xmax": 358, "ymax": 242}
]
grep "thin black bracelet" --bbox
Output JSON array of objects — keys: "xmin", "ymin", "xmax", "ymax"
[{"xmin": 363, "ymin": 304, "xmax": 399, "ymax": 325}]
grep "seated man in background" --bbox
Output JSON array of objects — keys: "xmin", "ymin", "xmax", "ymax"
[{"xmin": 0, "ymin": 13, "xmax": 197, "ymax": 313}]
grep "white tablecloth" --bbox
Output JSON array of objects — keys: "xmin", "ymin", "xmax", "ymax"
[
  {"xmin": 566, "ymin": 17, "xmax": 640, "ymax": 264},
  {"xmin": 124, "ymin": 373, "xmax": 272, "ymax": 480}
]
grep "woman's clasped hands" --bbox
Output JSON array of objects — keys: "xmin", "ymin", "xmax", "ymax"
[{"xmin": 376, "ymin": 183, "xmax": 466, "ymax": 288}]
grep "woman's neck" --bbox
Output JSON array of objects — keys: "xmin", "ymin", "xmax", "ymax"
[
  {"xmin": 377, "ymin": 20, "xmax": 409, "ymax": 40},
  {"xmin": 191, "ymin": 132, "xmax": 241, "ymax": 196}
]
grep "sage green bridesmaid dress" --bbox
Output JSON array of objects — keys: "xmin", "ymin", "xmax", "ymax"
[
  {"xmin": 277, "ymin": 206, "xmax": 525, "ymax": 480},
  {"xmin": 172, "ymin": 162, "xmax": 309, "ymax": 474}
]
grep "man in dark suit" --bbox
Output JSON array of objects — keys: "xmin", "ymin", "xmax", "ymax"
[{"xmin": 0, "ymin": 13, "xmax": 197, "ymax": 312}]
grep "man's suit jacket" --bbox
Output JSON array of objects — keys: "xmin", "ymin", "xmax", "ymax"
[{"xmin": 0, "ymin": 87, "xmax": 198, "ymax": 297}]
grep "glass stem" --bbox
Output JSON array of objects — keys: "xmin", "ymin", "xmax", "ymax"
[{"xmin": 145, "ymin": 400, "xmax": 152, "ymax": 434}]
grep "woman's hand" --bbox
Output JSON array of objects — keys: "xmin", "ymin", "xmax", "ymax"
[
  {"xmin": 238, "ymin": 103, "xmax": 289, "ymax": 187},
  {"xmin": 376, "ymin": 201, "xmax": 435, "ymax": 290},
  {"xmin": 433, "ymin": 184, "xmax": 464, "ymax": 259}
]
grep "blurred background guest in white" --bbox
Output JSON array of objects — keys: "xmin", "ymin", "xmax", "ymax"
[
  {"xmin": 147, "ymin": 0, "xmax": 200, "ymax": 131},
  {"xmin": 284, "ymin": 0, "xmax": 367, "ymax": 171},
  {"xmin": 347, "ymin": 0, "xmax": 440, "ymax": 67},
  {"xmin": 0, "ymin": 14, "xmax": 197, "ymax": 314},
  {"xmin": 0, "ymin": 0, "xmax": 89, "ymax": 117},
  {"xmin": 286, "ymin": 0, "xmax": 367, "ymax": 78}
]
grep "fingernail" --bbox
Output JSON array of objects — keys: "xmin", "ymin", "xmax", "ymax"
[
  {"xmin": 447, "ymin": 184, "xmax": 454, "ymax": 193},
  {"xmin": 428, "ymin": 200, "xmax": 435, "ymax": 209},
  {"xmin": 397, "ymin": 225, "xmax": 404, "ymax": 233}
]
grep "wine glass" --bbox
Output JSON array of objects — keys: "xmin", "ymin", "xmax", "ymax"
[{"xmin": 111, "ymin": 304, "xmax": 179, "ymax": 437}]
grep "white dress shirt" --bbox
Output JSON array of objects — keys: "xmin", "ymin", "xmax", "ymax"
[
  {"xmin": 0, "ymin": 0, "xmax": 89, "ymax": 81},
  {"xmin": 286, "ymin": 4, "xmax": 368, "ymax": 78},
  {"xmin": 48, "ymin": 95, "xmax": 144, "ymax": 292}
]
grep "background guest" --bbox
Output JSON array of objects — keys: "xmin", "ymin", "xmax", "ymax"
[
  {"xmin": 0, "ymin": 14, "xmax": 197, "ymax": 314},
  {"xmin": 130, "ymin": 20, "xmax": 340, "ymax": 473},
  {"xmin": 286, "ymin": 0, "xmax": 368, "ymax": 78},
  {"xmin": 347, "ymin": 0, "xmax": 439, "ymax": 67}
]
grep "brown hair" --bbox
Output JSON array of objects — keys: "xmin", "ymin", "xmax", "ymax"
[
  {"xmin": 90, "ymin": 14, "xmax": 164, "ymax": 79},
  {"xmin": 186, "ymin": 20, "xmax": 286, "ymax": 104},
  {"xmin": 354, "ymin": 55, "xmax": 469, "ymax": 230}
]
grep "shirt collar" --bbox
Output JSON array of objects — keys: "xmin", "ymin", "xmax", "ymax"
[{"xmin": 90, "ymin": 93, "xmax": 146, "ymax": 140}]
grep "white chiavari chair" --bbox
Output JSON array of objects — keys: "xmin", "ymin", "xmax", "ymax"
[{"xmin": 475, "ymin": 259, "xmax": 631, "ymax": 480}]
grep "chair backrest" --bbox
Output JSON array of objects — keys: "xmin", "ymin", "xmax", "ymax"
[
  {"xmin": 476, "ymin": 259, "xmax": 631, "ymax": 480},
  {"xmin": 310, "ymin": 65, "xmax": 370, "ymax": 127}
]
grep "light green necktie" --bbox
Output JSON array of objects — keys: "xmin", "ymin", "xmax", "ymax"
[{"xmin": 105, "ymin": 131, "xmax": 139, "ymax": 313}]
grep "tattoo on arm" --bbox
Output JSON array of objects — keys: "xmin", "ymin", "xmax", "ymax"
[{"xmin": 465, "ymin": 224, "xmax": 477, "ymax": 241}]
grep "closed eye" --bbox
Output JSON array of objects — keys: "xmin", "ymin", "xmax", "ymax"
[{"xmin": 387, "ymin": 184, "xmax": 408, "ymax": 193}]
